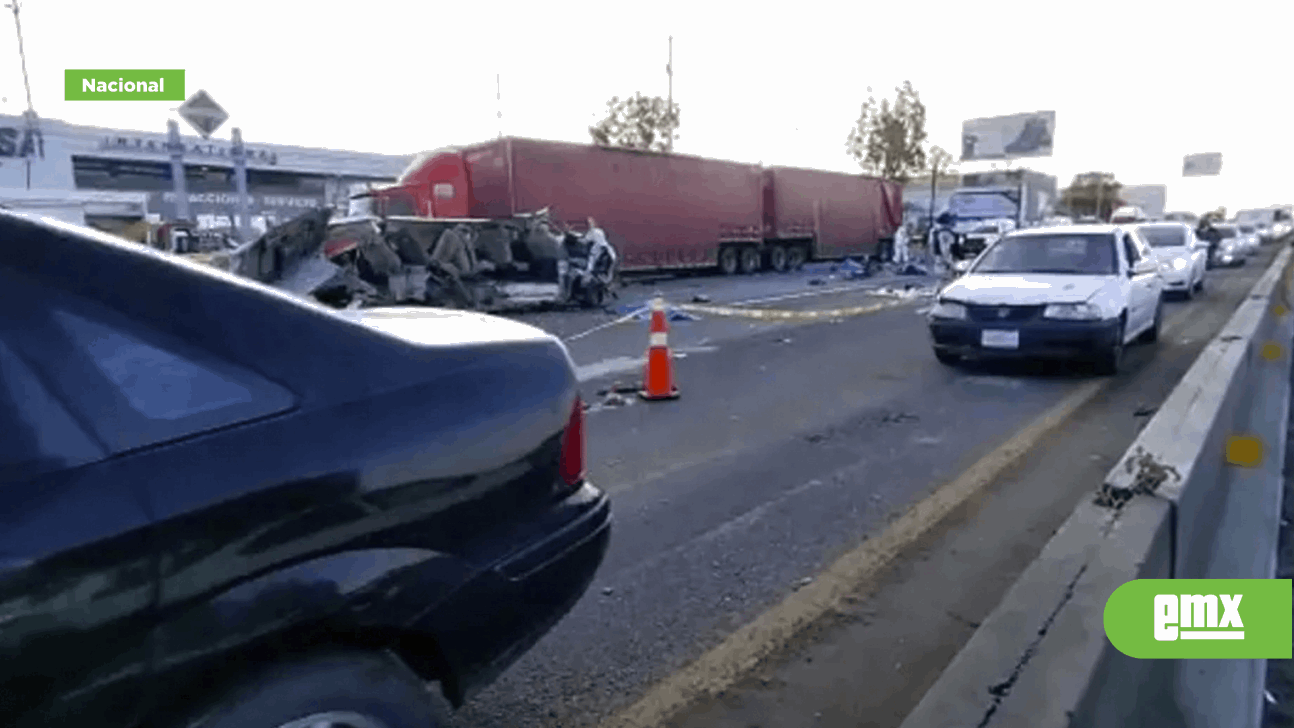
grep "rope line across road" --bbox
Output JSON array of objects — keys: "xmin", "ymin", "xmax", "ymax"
[{"xmin": 563, "ymin": 286, "xmax": 936, "ymax": 342}]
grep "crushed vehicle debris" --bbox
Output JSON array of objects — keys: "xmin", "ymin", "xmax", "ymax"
[{"xmin": 197, "ymin": 205, "xmax": 621, "ymax": 313}]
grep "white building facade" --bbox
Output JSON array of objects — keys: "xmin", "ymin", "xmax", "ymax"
[{"xmin": 0, "ymin": 114, "xmax": 412, "ymax": 235}]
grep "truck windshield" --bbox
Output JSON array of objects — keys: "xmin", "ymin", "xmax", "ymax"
[
  {"xmin": 972, "ymin": 233, "xmax": 1117, "ymax": 276},
  {"xmin": 347, "ymin": 196, "xmax": 374, "ymax": 217},
  {"xmin": 948, "ymin": 193, "xmax": 1018, "ymax": 219}
]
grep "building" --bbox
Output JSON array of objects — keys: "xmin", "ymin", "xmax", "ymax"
[{"xmin": 0, "ymin": 113, "xmax": 413, "ymax": 237}]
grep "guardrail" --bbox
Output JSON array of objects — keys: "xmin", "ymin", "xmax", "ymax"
[{"xmin": 899, "ymin": 246, "xmax": 1294, "ymax": 728}]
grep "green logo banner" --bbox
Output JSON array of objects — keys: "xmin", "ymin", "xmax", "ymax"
[
  {"xmin": 1105, "ymin": 579, "xmax": 1292, "ymax": 659},
  {"xmin": 65, "ymin": 70, "xmax": 185, "ymax": 101}
]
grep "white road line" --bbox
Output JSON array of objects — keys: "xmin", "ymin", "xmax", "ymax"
[{"xmin": 575, "ymin": 346, "xmax": 720, "ymax": 383}]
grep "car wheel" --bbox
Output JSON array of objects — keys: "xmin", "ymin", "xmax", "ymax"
[
  {"xmin": 1094, "ymin": 320, "xmax": 1125, "ymax": 376},
  {"xmin": 934, "ymin": 348, "xmax": 961, "ymax": 366},
  {"xmin": 176, "ymin": 651, "xmax": 448, "ymax": 728},
  {"xmin": 1140, "ymin": 302, "xmax": 1163, "ymax": 344}
]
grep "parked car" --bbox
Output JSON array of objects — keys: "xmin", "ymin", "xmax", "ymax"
[
  {"xmin": 0, "ymin": 210, "xmax": 612, "ymax": 728},
  {"xmin": 1235, "ymin": 223, "xmax": 1261, "ymax": 256},
  {"xmin": 1164, "ymin": 211, "xmax": 1200, "ymax": 226},
  {"xmin": 927, "ymin": 225, "xmax": 1164, "ymax": 374},
  {"xmin": 1209, "ymin": 224, "xmax": 1246, "ymax": 267},
  {"xmin": 1136, "ymin": 222, "xmax": 1208, "ymax": 299}
]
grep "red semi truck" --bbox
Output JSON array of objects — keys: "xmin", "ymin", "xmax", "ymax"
[{"xmin": 348, "ymin": 136, "xmax": 903, "ymax": 276}]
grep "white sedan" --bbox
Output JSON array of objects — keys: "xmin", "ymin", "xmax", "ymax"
[
  {"xmin": 1135, "ymin": 222, "xmax": 1208, "ymax": 299},
  {"xmin": 927, "ymin": 225, "xmax": 1165, "ymax": 375},
  {"xmin": 1235, "ymin": 224, "xmax": 1261, "ymax": 256}
]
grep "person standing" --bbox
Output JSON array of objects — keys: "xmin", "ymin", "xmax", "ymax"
[
  {"xmin": 893, "ymin": 223, "xmax": 911, "ymax": 268},
  {"xmin": 582, "ymin": 217, "xmax": 617, "ymax": 286}
]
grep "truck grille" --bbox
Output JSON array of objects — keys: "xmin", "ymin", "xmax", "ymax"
[{"xmin": 965, "ymin": 304, "xmax": 1044, "ymax": 323}]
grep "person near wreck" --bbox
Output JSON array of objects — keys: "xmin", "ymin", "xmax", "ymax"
[
  {"xmin": 581, "ymin": 217, "xmax": 618, "ymax": 289},
  {"xmin": 1196, "ymin": 217, "xmax": 1222, "ymax": 263},
  {"xmin": 892, "ymin": 221, "xmax": 911, "ymax": 268}
]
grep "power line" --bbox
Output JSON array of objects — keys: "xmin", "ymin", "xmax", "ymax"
[
  {"xmin": 6, "ymin": 0, "xmax": 34, "ymax": 115},
  {"xmin": 5, "ymin": 0, "xmax": 38, "ymax": 189}
]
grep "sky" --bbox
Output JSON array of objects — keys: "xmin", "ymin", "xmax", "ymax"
[{"xmin": 1, "ymin": 0, "xmax": 1292, "ymax": 215}]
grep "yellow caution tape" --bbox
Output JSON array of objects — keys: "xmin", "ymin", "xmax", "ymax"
[{"xmin": 673, "ymin": 298, "xmax": 907, "ymax": 321}]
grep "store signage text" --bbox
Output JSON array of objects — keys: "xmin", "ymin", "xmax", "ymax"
[
  {"xmin": 159, "ymin": 191, "xmax": 320, "ymax": 209},
  {"xmin": 99, "ymin": 135, "xmax": 278, "ymax": 165},
  {"xmin": 0, "ymin": 127, "xmax": 46, "ymax": 158}
]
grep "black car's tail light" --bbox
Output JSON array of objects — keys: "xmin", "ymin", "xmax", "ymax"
[{"xmin": 558, "ymin": 395, "xmax": 586, "ymax": 487}]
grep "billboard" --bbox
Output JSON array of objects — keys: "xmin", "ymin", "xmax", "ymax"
[
  {"xmin": 960, "ymin": 111, "xmax": 1056, "ymax": 162},
  {"xmin": 1183, "ymin": 153, "xmax": 1223, "ymax": 177}
]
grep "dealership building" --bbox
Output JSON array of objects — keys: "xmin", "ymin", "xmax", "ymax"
[{"xmin": 0, "ymin": 113, "xmax": 413, "ymax": 236}]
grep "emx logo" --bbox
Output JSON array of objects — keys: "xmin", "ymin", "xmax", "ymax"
[
  {"xmin": 1105, "ymin": 579, "xmax": 1291, "ymax": 659},
  {"xmin": 1154, "ymin": 594, "xmax": 1244, "ymax": 640}
]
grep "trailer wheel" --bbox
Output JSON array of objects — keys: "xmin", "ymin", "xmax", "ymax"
[
  {"xmin": 768, "ymin": 245, "xmax": 789, "ymax": 273},
  {"xmin": 718, "ymin": 246, "xmax": 741, "ymax": 275},
  {"xmin": 739, "ymin": 247, "xmax": 762, "ymax": 274},
  {"xmin": 786, "ymin": 246, "xmax": 808, "ymax": 270}
]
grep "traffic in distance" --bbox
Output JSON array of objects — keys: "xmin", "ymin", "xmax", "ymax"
[{"xmin": 4, "ymin": 128, "xmax": 1293, "ymax": 728}]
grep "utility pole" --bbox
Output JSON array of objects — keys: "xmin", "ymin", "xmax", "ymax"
[
  {"xmin": 6, "ymin": 0, "xmax": 38, "ymax": 189},
  {"xmin": 666, "ymin": 36, "xmax": 673, "ymax": 153},
  {"xmin": 231, "ymin": 127, "xmax": 250, "ymax": 244}
]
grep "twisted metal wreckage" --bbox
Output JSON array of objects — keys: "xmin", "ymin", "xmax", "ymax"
[{"xmin": 192, "ymin": 206, "xmax": 620, "ymax": 312}]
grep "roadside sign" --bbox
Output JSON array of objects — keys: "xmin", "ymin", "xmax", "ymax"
[
  {"xmin": 177, "ymin": 90, "xmax": 229, "ymax": 139},
  {"xmin": 1183, "ymin": 153, "xmax": 1223, "ymax": 177}
]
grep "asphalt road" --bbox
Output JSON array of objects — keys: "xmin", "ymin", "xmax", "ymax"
[{"xmin": 447, "ymin": 250, "xmax": 1277, "ymax": 728}]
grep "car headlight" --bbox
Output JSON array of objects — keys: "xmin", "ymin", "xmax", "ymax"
[
  {"xmin": 1043, "ymin": 302, "xmax": 1103, "ymax": 321},
  {"xmin": 1172, "ymin": 257, "xmax": 1188, "ymax": 270},
  {"xmin": 930, "ymin": 301, "xmax": 968, "ymax": 320}
]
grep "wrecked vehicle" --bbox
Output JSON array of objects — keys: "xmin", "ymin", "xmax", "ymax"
[{"xmin": 211, "ymin": 206, "xmax": 619, "ymax": 312}]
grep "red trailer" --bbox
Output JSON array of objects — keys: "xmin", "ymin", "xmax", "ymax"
[
  {"xmin": 761, "ymin": 166, "xmax": 903, "ymax": 271},
  {"xmin": 352, "ymin": 136, "xmax": 902, "ymax": 275}
]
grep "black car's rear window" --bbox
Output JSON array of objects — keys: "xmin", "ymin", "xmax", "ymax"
[{"xmin": 0, "ymin": 266, "xmax": 297, "ymax": 458}]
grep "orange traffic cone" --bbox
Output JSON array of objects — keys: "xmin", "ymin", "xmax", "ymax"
[{"xmin": 640, "ymin": 297, "xmax": 681, "ymax": 401}]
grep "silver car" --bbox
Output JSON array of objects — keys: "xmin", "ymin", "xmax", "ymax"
[
  {"xmin": 1235, "ymin": 224, "xmax": 1261, "ymax": 256},
  {"xmin": 1137, "ymin": 222, "xmax": 1208, "ymax": 299}
]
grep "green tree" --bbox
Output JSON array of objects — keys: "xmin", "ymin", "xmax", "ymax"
[
  {"xmin": 845, "ymin": 81, "xmax": 929, "ymax": 183},
  {"xmin": 1060, "ymin": 172, "xmax": 1124, "ymax": 220},
  {"xmin": 588, "ymin": 93, "xmax": 680, "ymax": 153}
]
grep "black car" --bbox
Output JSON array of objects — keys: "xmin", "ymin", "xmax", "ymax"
[{"xmin": 0, "ymin": 211, "xmax": 611, "ymax": 728}]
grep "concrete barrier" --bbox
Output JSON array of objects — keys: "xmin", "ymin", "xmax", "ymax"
[{"xmin": 900, "ymin": 247, "xmax": 1294, "ymax": 728}]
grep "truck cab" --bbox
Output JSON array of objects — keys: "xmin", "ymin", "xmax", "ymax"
[{"xmin": 352, "ymin": 148, "xmax": 473, "ymax": 219}]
